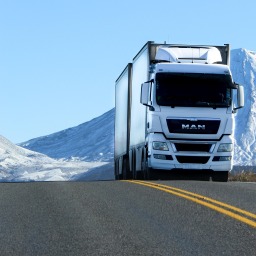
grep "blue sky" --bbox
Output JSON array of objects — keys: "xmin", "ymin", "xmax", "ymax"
[{"xmin": 0, "ymin": 0, "xmax": 255, "ymax": 143}]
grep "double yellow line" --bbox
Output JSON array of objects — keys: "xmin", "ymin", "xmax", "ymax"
[{"xmin": 124, "ymin": 180, "xmax": 256, "ymax": 229}]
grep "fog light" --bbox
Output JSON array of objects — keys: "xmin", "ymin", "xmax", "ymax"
[
  {"xmin": 153, "ymin": 154, "xmax": 173, "ymax": 160},
  {"xmin": 154, "ymin": 154, "xmax": 166, "ymax": 160},
  {"xmin": 213, "ymin": 156, "xmax": 232, "ymax": 161}
]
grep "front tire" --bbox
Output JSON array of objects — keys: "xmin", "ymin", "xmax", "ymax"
[{"xmin": 211, "ymin": 171, "xmax": 229, "ymax": 182}]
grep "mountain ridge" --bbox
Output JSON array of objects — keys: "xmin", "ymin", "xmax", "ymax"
[{"xmin": 19, "ymin": 108, "xmax": 114, "ymax": 162}]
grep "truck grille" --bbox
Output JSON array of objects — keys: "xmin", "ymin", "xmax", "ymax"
[
  {"xmin": 167, "ymin": 118, "xmax": 220, "ymax": 134},
  {"xmin": 176, "ymin": 156, "xmax": 210, "ymax": 164},
  {"xmin": 174, "ymin": 143, "xmax": 212, "ymax": 152}
]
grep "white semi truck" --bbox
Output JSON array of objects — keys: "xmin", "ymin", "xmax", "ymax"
[{"xmin": 114, "ymin": 41, "xmax": 244, "ymax": 181}]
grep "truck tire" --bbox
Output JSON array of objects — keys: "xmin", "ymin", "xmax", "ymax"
[
  {"xmin": 142, "ymin": 154, "xmax": 153, "ymax": 180},
  {"xmin": 114, "ymin": 160, "xmax": 121, "ymax": 180},
  {"xmin": 148, "ymin": 168, "xmax": 161, "ymax": 180},
  {"xmin": 211, "ymin": 171, "xmax": 229, "ymax": 182},
  {"xmin": 123, "ymin": 157, "xmax": 131, "ymax": 180},
  {"xmin": 140, "ymin": 150, "xmax": 148, "ymax": 180}
]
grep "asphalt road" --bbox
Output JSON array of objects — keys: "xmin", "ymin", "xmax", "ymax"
[{"xmin": 0, "ymin": 180, "xmax": 255, "ymax": 256}]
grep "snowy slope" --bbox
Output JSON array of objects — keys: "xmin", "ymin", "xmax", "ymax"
[
  {"xmin": 19, "ymin": 109, "xmax": 114, "ymax": 162},
  {"xmin": 19, "ymin": 48, "xmax": 256, "ymax": 168},
  {"xmin": 0, "ymin": 135, "xmax": 108, "ymax": 181},
  {"xmin": 231, "ymin": 49, "xmax": 256, "ymax": 166}
]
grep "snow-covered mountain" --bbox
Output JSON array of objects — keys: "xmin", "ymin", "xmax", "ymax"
[
  {"xmin": 19, "ymin": 48, "xmax": 256, "ymax": 168},
  {"xmin": 19, "ymin": 109, "xmax": 114, "ymax": 162},
  {"xmin": 0, "ymin": 135, "xmax": 110, "ymax": 181},
  {"xmin": 231, "ymin": 49, "xmax": 256, "ymax": 166}
]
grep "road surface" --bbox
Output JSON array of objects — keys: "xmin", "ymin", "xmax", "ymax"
[{"xmin": 0, "ymin": 180, "xmax": 255, "ymax": 255}]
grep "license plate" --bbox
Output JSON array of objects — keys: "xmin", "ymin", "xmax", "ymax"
[{"xmin": 180, "ymin": 164, "xmax": 202, "ymax": 169}]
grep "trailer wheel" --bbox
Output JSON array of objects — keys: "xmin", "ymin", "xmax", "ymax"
[
  {"xmin": 123, "ymin": 157, "xmax": 131, "ymax": 180},
  {"xmin": 131, "ymin": 149, "xmax": 137, "ymax": 179},
  {"xmin": 211, "ymin": 171, "xmax": 229, "ymax": 182},
  {"xmin": 115, "ymin": 164, "xmax": 119, "ymax": 180},
  {"xmin": 115, "ymin": 159, "xmax": 122, "ymax": 180},
  {"xmin": 141, "ymin": 150, "xmax": 148, "ymax": 180}
]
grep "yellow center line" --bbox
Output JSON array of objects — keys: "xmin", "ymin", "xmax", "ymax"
[
  {"xmin": 123, "ymin": 180, "xmax": 256, "ymax": 229},
  {"xmin": 136, "ymin": 180, "xmax": 256, "ymax": 219}
]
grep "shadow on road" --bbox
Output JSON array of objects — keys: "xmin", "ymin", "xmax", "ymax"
[{"xmin": 149, "ymin": 169, "xmax": 212, "ymax": 181}]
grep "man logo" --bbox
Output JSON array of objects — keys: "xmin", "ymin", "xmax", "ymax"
[{"xmin": 182, "ymin": 124, "xmax": 205, "ymax": 130}]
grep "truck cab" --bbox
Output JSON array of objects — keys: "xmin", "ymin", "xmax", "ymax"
[{"xmin": 141, "ymin": 46, "xmax": 244, "ymax": 181}]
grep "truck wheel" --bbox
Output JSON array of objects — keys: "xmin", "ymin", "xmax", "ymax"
[
  {"xmin": 141, "ymin": 151, "xmax": 148, "ymax": 180},
  {"xmin": 147, "ymin": 167, "xmax": 153, "ymax": 180},
  {"xmin": 114, "ymin": 160, "xmax": 121, "ymax": 180},
  {"xmin": 211, "ymin": 171, "xmax": 229, "ymax": 182},
  {"xmin": 146, "ymin": 167, "xmax": 160, "ymax": 180},
  {"xmin": 143, "ymin": 156, "xmax": 158, "ymax": 180},
  {"xmin": 115, "ymin": 173, "xmax": 120, "ymax": 180},
  {"xmin": 142, "ymin": 156, "xmax": 153, "ymax": 180}
]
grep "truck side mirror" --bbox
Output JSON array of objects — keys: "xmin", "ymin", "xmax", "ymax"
[
  {"xmin": 140, "ymin": 82, "xmax": 150, "ymax": 105},
  {"xmin": 140, "ymin": 81, "xmax": 155, "ymax": 111},
  {"xmin": 237, "ymin": 85, "xmax": 244, "ymax": 108},
  {"xmin": 233, "ymin": 84, "xmax": 244, "ymax": 112}
]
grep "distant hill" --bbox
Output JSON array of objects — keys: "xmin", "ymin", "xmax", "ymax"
[
  {"xmin": 0, "ymin": 135, "xmax": 106, "ymax": 181},
  {"xmin": 19, "ymin": 109, "xmax": 114, "ymax": 162}
]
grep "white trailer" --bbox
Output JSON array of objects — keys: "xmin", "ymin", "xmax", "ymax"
[{"xmin": 115, "ymin": 41, "xmax": 244, "ymax": 181}]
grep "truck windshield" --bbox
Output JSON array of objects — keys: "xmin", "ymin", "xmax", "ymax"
[{"xmin": 155, "ymin": 72, "xmax": 233, "ymax": 108}]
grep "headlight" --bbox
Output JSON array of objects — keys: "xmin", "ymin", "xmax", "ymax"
[
  {"xmin": 152, "ymin": 141, "xmax": 169, "ymax": 151},
  {"xmin": 217, "ymin": 143, "xmax": 233, "ymax": 152}
]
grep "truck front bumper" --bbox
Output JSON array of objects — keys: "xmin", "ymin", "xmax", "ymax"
[
  {"xmin": 147, "ymin": 134, "xmax": 233, "ymax": 172},
  {"xmin": 149, "ymin": 157, "xmax": 232, "ymax": 172}
]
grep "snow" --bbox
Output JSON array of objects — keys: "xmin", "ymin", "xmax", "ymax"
[
  {"xmin": 231, "ymin": 49, "xmax": 256, "ymax": 166},
  {"xmin": 0, "ymin": 135, "xmax": 109, "ymax": 182},
  {"xmin": 0, "ymin": 48, "xmax": 255, "ymax": 182},
  {"xmin": 19, "ymin": 109, "xmax": 114, "ymax": 162}
]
